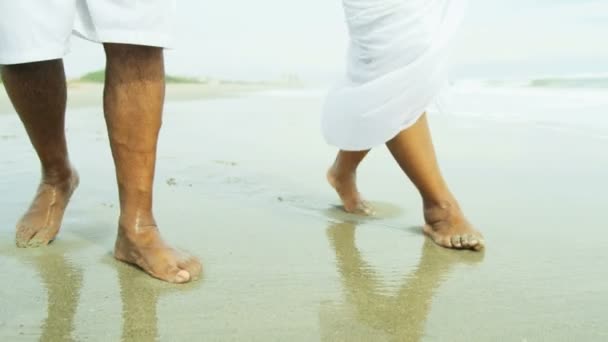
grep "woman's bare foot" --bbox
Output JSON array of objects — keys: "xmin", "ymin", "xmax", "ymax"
[
  {"xmin": 423, "ymin": 201, "xmax": 484, "ymax": 251},
  {"xmin": 327, "ymin": 166, "xmax": 374, "ymax": 215},
  {"xmin": 15, "ymin": 168, "xmax": 79, "ymax": 248},
  {"xmin": 114, "ymin": 218, "xmax": 202, "ymax": 284}
]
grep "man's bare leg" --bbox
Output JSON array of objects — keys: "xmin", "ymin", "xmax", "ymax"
[
  {"xmin": 386, "ymin": 113, "xmax": 484, "ymax": 250},
  {"xmin": 103, "ymin": 44, "xmax": 202, "ymax": 283},
  {"xmin": 1, "ymin": 60, "xmax": 78, "ymax": 247}
]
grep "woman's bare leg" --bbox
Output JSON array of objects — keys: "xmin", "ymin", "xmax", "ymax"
[
  {"xmin": 386, "ymin": 113, "xmax": 483, "ymax": 251},
  {"xmin": 327, "ymin": 149, "xmax": 373, "ymax": 215}
]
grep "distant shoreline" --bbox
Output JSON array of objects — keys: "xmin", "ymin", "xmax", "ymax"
[
  {"xmin": 75, "ymin": 69, "xmax": 304, "ymax": 87},
  {"xmin": 1, "ymin": 67, "xmax": 304, "ymax": 113}
]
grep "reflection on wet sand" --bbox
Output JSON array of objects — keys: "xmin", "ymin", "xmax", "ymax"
[
  {"xmin": 30, "ymin": 252, "xmax": 83, "ymax": 342},
  {"xmin": 115, "ymin": 260, "xmax": 201, "ymax": 342},
  {"xmin": 323, "ymin": 222, "xmax": 483, "ymax": 341},
  {"xmin": 12, "ymin": 250, "xmax": 196, "ymax": 341},
  {"xmin": 116, "ymin": 262, "xmax": 162, "ymax": 341}
]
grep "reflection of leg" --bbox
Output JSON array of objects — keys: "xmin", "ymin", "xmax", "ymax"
[
  {"xmin": 327, "ymin": 150, "xmax": 373, "ymax": 215},
  {"xmin": 327, "ymin": 223, "xmax": 379, "ymax": 295},
  {"xmin": 327, "ymin": 223, "xmax": 390, "ymax": 329},
  {"xmin": 328, "ymin": 223, "xmax": 482, "ymax": 341},
  {"xmin": 390, "ymin": 240, "xmax": 464, "ymax": 341},
  {"xmin": 386, "ymin": 114, "xmax": 484, "ymax": 250},
  {"xmin": 102, "ymin": 43, "xmax": 201, "ymax": 283},
  {"xmin": 35, "ymin": 254, "xmax": 83, "ymax": 342},
  {"xmin": 117, "ymin": 265, "xmax": 159, "ymax": 341},
  {"xmin": 1, "ymin": 61, "xmax": 78, "ymax": 247}
]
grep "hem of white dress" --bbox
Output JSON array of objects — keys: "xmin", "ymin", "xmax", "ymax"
[{"xmin": 325, "ymin": 107, "xmax": 427, "ymax": 152}]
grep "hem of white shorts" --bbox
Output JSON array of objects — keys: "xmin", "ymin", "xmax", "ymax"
[
  {"xmin": 0, "ymin": 46, "xmax": 70, "ymax": 65},
  {"xmin": 74, "ymin": 28, "xmax": 173, "ymax": 48}
]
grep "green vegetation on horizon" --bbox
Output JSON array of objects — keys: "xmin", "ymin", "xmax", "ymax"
[{"xmin": 78, "ymin": 69, "xmax": 200, "ymax": 84}]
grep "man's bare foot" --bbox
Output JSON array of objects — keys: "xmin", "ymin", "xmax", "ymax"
[
  {"xmin": 15, "ymin": 168, "xmax": 79, "ymax": 248},
  {"xmin": 423, "ymin": 201, "xmax": 484, "ymax": 251},
  {"xmin": 114, "ymin": 219, "xmax": 202, "ymax": 284},
  {"xmin": 327, "ymin": 167, "xmax": 374, "ymax": 215}
]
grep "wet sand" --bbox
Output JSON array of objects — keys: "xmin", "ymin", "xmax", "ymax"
[{"xmin": 1, "ymin": 87, "xmax": 607, "ymax": 341}]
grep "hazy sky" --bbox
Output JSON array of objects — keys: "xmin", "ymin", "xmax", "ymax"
[{"xmin": 64, "ymin": 0, "xmax": 608, "ymax": 81}]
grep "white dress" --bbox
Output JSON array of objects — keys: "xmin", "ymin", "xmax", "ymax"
[{"xmin": 322, "ymin": 0, "xmax": 467, "ymax": 151}]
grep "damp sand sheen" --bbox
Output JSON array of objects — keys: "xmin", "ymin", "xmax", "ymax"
[{"xmin": 1, "ymin": 84, "xmax": 607, "ymax": 341}]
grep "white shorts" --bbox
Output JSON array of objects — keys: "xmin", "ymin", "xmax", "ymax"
[{"xmin": 0, "ymin": 0, "xmax": 175, "ymax": 65}]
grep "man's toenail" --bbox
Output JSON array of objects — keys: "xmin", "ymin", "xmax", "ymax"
[{"xmin": 176, "ymin": 270, "xmax": 190, "ymax": 282}]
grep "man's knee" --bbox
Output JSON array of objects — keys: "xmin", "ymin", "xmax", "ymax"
[
  {"xmin": 103, "ymin": 43, "xmax": 162, "ymax": 63},
  {"xmin": 1, "ymin": 60, "xmax": 64, "ymax": 84},
  {"xmin": 1, "ymin": 60, "xmax": 61, "ymax": 73},
  {"xmin": 103, "ymin": 44, "xmax": 163, "ymax": 83}
]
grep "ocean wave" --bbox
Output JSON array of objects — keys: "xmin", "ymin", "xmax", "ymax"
[
  {"xmin": 455, "ymin": 74, "xmax": 608, "ymax": 89},
  {"xmin": 528, "ymin": 76, "xmax": 608, "ymax": 89}
]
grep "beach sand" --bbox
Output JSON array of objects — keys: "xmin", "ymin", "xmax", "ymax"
[
  {"xmin": 0, "ymin": 81, "xmax": 283, "ymax": 115},
  {"xmin": 1, "ymin": 85, "xmax": 607, "ymax": 341}
]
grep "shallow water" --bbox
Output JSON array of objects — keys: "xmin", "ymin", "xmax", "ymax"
[{"xmin": 1, "ymin": 93, "xmax": 607, "ymax": 341}]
